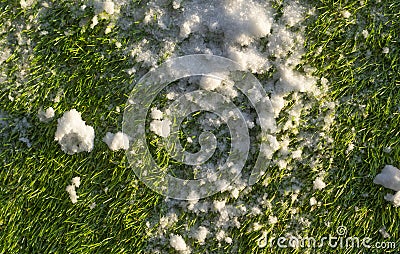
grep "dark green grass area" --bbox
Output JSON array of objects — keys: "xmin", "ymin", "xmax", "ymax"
[{"xmin": 1, "ymin": 0, "xmax": 400, "ymax": 253}]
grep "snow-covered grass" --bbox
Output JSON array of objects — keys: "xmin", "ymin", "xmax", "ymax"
[{"xmin": 0, "ymin": 0, "xmax": 400, "ymax": 253}]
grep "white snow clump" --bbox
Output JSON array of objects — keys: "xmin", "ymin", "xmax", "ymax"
[
  {"xmin": 313, "ymin": 177, "xmax": 326, "ymax": 190},
  {"xmin": 54, "ymin": 109, "xmax": 95, "ymax": 155},
  {"xmin": 169, "ymin": 234, "xmax": 189, "ymax": 252},
  {"xmin": 191, "ymin": 226, "xmax": 208, "ymax": 244},
  {"xmin": 374, "ymin": 165, "xmax": 400, "ymax": 207},
  {"xmin": 150, "ymin": 119, "xmax": 172, "ymax": 138},
  {"xmin": 103, "ymin": 131, "xmax": 130, "ymax": 151},
  {"xmin": 38, "ymin": 107, "xmax": 55, "ymax": 122},
  {"xmin": 66, "ymin": 176, "xmax": 81, "ymax": 204},
  {"xmin": 373, "ymin": 165, "xmax": 400, "ymax": 191}
]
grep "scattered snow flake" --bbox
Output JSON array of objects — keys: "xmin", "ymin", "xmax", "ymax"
[
  {"xmin": 102, "ymin": 1, "xmax": 115, "ymax": 15},
  {"xmin": 379, "ymin": 227, "xmax": 391, "ymax": 239},
  {"xmin": 384, "ymin": 191, "xmax": 400, "ymax": 207},
  {"xmin": 268, "ymin": 215, "xmax": 278, "ymax": 224},
  {"xmin": 71, "ymin": 176, "xmax": 81, "ymax": 188},
  {"xmin": 89, "ymin": 202, "xmax": 97, "ymax": 209},
  {"xmin": 382, "ymin": 47, "xmax": 389, "ymax": 54},
  {"xmin": 20, "ymin": 0, "xmax": 34, "ymax": 9},
  {"xmin": 191, "ymin": 226, "xmax": 208, "ymax": 244},
  {"xmin": 341, "ymin": 10, "xmax": 351, "ymax": 19},
  {"xmin": 313, "ymin": 177, "xmax": 326, "ymax": 190},
  {"xmin": 309, "ymin": 197, "xmax": 317, "ymax": 206},
  {"xmin": 362, "ymin": 29, "xmax": 369, "ymax": 39},
  {"xmin": 38, "ymin": 107, "xmax": 55, "ymax": 122},
  {"xmin": 66, "ymin": 185, "xmax": 78, "ymax": 204},
  {"xmin": 224, "ymin": 236, "xmax": 233, "ymax": 244},
  {"xmin": 18, "ymin": 137, "xmax": 31, "ymax": 148},
  {"xmin": 90, "ymin": 15, "xmax": 99, "ymax": 29}
]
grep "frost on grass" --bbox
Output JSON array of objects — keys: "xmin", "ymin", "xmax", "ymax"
[
  {"xmin": 103, "ymin": 131, "xmax": 130, "ymax": 151},
  {"xmin": 374, "ymin": 165, "xmax": 400, "ymax": 207},
  {"xmin": 66, "ymin": 176, "xmax": 81, "ymax": 204},
  {"xmin": 54, "ymin": 109, "xmax": 95, "ymax": 155}
]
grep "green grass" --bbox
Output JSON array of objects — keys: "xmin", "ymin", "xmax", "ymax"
[{"xmin": 1, "ymin": 0, "xmax": 400, "ymax": 253}]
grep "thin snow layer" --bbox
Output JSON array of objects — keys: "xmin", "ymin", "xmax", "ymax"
[
  {"xmin": 373, "ymin": 165, "xmax": 400, "ymax": 191},
  {"xmin": 103, "ymin": 131, "xmax": 130, "ymax": 151},
  {"xmin": 54, "ymin": 109, "xmax": 95, "ymax": 155},
  {"xmin": 115, "ymin": 0, "xmax": 336, "ymax": 251}
]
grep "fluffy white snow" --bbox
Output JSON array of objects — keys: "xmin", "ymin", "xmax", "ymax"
[
  {"xmin": 384, "ymin": 192, "xmax": 400, "ymax": 207},
  {"xmin": 199, "ymin": 76, "xmax": 222, "ymax": 91},
  {"xmin": 169, "ymin": 234, "xmax": 189, "ymax": 252},
  {"xmin": 309, "ymin": 197, "xmax": 317, "ymax": 206},
  {"xmin": 382, "ymin": 47, "xmax": 389, "ymax": 54},
  {"xmin": 268, "ymin": 215, "xmax": 278, "ymax": 224},
  {"xmin": 374, "ymin": 165, "xmax": 400, "ymax": 207},
  {"xmin": 66, "ymin": 176, "xmax": 81, "ymax": 204},
  {"xmin": 191, "ymin": 226, "xmax": 208, "ymax": 244},
  {"xmin": 38, "ymin": 107, "xmax": 55, "ymax": 122},
  {"xmin": 341, "ymin": 10, "xmax": 351, "ymax": 19},
  {"xmin": 150, "ymin": 108, "xmax": 163, "ymax": 120},
  {"xmin": 94, "ymin": 0, "xmax": 115, "ymax": 15},
  {"xmin": 54, "ymin": 109, "xmax": 95, "ymax": 155},
  {"xmin": 103, "ymin": 131, "xmax": 130, "ymax": 151},
  {"xmin": 150, "ymin": 119, "xmax": 172, "ymax": 138},
  {"xmin": 313, "ymin": 177, "xmax": 326, "ymax": 190},
  {"xmin": 282, "ymin": 1, "xmax": 307, "ymax": 27},
  {"xmin": 373, "ymin": 165, "xmax": 400, "ymax": 191},
  {"xmin": 71, "ymin": 176, "xmax": 81, "ymax": 188}
]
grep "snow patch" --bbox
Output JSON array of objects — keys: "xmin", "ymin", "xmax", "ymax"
[{"xmin": 54, "ymin": 109, "xmax": 95, "ymax": 155}]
